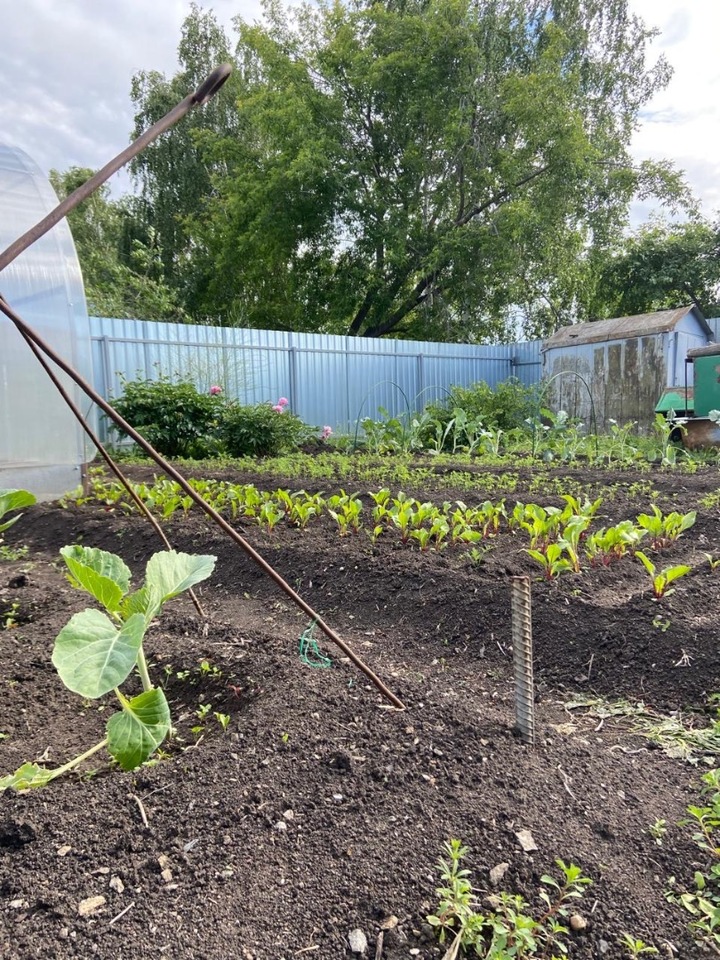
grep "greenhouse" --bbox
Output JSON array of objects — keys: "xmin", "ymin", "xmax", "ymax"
[{"xmin": 0, "ymin": 144, "xmax": 93, "ymax": 499}]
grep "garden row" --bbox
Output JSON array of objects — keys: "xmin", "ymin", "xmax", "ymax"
[{"xmin": 76, "ymin": 472, "xmax": 699, "ymax": 594}]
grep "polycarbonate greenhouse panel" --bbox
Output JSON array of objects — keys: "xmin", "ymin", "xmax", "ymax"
[
  {"xmin": 88, "ymin": 316, "xmax": 542, "ymax": 438},
  {"xmin": 0, "ymin": 144, "xmax": 94, "ymax": 498}
]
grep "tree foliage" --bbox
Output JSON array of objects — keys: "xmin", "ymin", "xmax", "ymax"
[
  {"xmin": 129, "ymin": 3, "xmax": 243, "ymax": 317},
  {"xmin": 49, "ymin": 168, "xmax": 188, "ymax": 322},
  {"xmin": 130, "ymin": 0, "xmax": 690, "ymax": 339},
  {"xmin": 588, "ymin": 218, "xmax": 720, "ymax": 320}
]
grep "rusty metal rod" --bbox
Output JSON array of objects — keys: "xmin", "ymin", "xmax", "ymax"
[
  {"xmin": 10, "ymin": 316, "xmax": 206, "ymax": 618},
  {"xmin": 511, "ymin": 576, "xmax": 535, "ymax": 745},
  {"xmin": 0, "ymin": 296, "xmax": 405, "ymax": 710},
  {"xmin": 0, "ymin": 64, "xmax": 232, "ymax": 275}
]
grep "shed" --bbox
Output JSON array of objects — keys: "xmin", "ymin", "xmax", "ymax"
[
  {"xmin": 541, "ymin": 306, "xmax": 713, "ymax": 431},
  {"xmin": 0, "ymin": 144, "xmax": 94, "ymax": 499}
]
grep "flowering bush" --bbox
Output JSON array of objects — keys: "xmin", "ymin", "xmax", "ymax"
[
  {"xmin": 321, "ymin": 425, "xmax": 333, "ymax": 440},
  {"xmin": 109, "ymin": 376, "xmax": 225, "ymax": 458},
  {"xmin": 219, "ymin": 400, "xmax": 308, "ymax": 457},
  {"xmin": 209, "ymin": 385, "xmax": 223, "ymax": 396}
]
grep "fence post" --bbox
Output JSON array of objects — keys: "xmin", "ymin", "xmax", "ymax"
[{"xmin": 288, "ymin": 346, "xmax": 298, "ymax": 412}]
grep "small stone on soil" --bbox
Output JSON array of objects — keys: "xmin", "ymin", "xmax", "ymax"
[
  {"xmin": 514, "ymin": 829, "xmax": 538, "ymax": 852},
  {"xmin": 348, "ymin": 927, "xmax": 367, "ymax": 954},
  {"xmin": 489, "ymin": 862, "xmax": 510, "ymax": 887},
  {"xmin": 77, "ymin": 895, "xmax": 106, "ymax": 917},
  {"xmin": 569, "ymin": 913, "xmax": 586, "ymax": 932}
]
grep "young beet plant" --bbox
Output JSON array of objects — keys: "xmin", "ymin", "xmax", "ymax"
[
  {"xmin": 0, "ymin": 546, "xmax": 216, "ymax": 791},
  {"xmin": 635, "ymin": 551, "xmax": 691, "ymax": 600}
]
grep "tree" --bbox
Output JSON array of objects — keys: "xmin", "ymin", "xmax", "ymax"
[
  {"xmin": 587, "ymin": 218, "xmax": 720, "ymax": 320},
  {"xmin": 133, "ymin": 0, "xmax": 687, "ymax": 339},
  {"xmin": 49, "ymin": 167, "xmax": 188, "ymax": 322},
  {"xmin": 129, "ymin": 4, "xmax": 243, "ymax": 316}
]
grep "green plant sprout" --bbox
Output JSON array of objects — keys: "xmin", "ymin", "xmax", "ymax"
[
  {"xmin": 0, "ymin": 489, "xmax": 36, "ymax": 559},
  {"xmin": 526, "ymin": 542, "xmax": 574, "ymax": 581},
  {"xmin": 0, "ymin": 546, "xmax": 215, "ymax": 791},
  {"xmin": 635, "ymin": 552, "xmax": 691, "ymax": 600},
  {"xmin": 585, "ymin": 521, "xmax": 646, "ymax": 565},
  {"xmin": 327, "ymin": 490, "xmax": 363, "ymax": 535},
  {"xmin": 636, "ymin": 505, "xmax": 696, "ymax": 549},
  {"xmin": 427, "ymin": 839, "xmax": 591, "ymax": 958},
  {"xmin": 651, "ymin": 410, "xmax": 687, "ymax": 466},
  {"xmin": 214, "ymin": 712, "xmax": 230, "ymax": 732},
  {"xmin": 620, "ymin": 933, "xmax": 658, "ymax": 956},
  {"xmin": 2, "ymin": 601, "xmax": 21, "ymax": 630},
  {"xmin": 648, "ymin": 819, "xmax": 667, "ymax": 845},
  {"xmin": 668, "ymin": 769, "xmax": 720, "ymax": 952}
]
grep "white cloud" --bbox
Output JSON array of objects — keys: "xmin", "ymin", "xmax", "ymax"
[
  {"xmin": 629, "ymin": 0, "xmax": 720, "ymax": 220},
  {"xmin": 0, "ymin": 0, "xmax": 262, "ymax": 189}
]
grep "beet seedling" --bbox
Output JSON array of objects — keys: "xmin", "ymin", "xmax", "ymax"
[
  {"xmin": 0, "ymin": 545, "xmax": 215, "ymax": 791},
  {"xmin": 636, "ymin": 505, "xmax": 696, "ymax": 549},
  {"xmin": 636, "ymin": 551, "xmax": 691, "ymax": 599}
]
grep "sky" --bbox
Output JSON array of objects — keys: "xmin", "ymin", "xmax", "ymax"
[{"xmin": 0, "ymin": 0, "xmax": 718, "ymax": 223}]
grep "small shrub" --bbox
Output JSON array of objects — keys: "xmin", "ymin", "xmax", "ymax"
[
  {"xmin": 219, "ymin": 401, "xmax": 308, "ymax": 457},
  {"xmin": 109, "ymin": 376, "xmax": 225, "ymax": 458}
]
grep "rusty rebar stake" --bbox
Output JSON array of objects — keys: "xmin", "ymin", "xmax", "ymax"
[{"xmin": 511, "ymin": 576, "xmax": 535, "ymax": 745}]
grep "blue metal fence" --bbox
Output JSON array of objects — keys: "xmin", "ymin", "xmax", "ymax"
[{"xmin": 87, "ymin": 316, "xmax": 542, "ymax": 438}]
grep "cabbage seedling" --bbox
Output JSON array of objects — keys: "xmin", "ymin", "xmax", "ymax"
[
  {"xmin": 0, "ymin": 545, "xmax": 215, "ymax": 791},
  {"xmin": 0, "ymin": 488, "xmax": 36, "ymax": 541}
]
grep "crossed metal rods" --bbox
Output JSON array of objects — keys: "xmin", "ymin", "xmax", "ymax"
[{"xmin": 0, "ymin": 64, "xmax": 405, "ymax": 711}]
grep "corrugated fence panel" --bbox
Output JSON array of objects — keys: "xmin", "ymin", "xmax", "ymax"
[{"xmin": 87, "ymin": 318, "xmax": 542, "ymax": 439}]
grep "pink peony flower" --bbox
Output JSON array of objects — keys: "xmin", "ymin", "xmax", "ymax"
[
  {"xmin": 321, "ymin": 425, "xmax": 333, "ymax": 439},
  {"xmin": 209, "ymin": 385, "xmax": 223, "ymax": 395},
  {"xmin": 277, "ymin": 397, "xmax": 289, "ymax": 408},
  {"xmin": 272, "ymin": 404, "xmax": 284, "ymax": 413}
]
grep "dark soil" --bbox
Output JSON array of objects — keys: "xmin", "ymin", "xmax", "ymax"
[{"xmin": 2, "ymin": 458, "xmax": 720, "ymax": 959}]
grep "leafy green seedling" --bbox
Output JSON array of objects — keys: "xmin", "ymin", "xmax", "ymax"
[
  {"xmin": 0, "ymin": 488, "xmax": 36, "ymax": 536},
  {"xmin": 636, "ymin": 505, "xmax": 696, "ymax": 549},
  {"xmin": 620, "ymin": 933, "xmax": 659, "ymax": 956},
  {"xmin": 526, "ymin": 542, "xmax": 574, "ymax": 580},
  {"xmin": 0, "ymin": 545, "xmax": 215, "ymax": 791},
  {"xmin": 214, "ymin": 712, "xmax": 230, "ymax": 732},
  {"xmin": 426, "ymin": 839, "xmax": 591, "ymax": 956},
  {"xmin": 648, "ymin": 819, "xmax": 667, "ymax": 844},
  {"xmin": 0, "ymin": 488, "xmax": 36, "ymax": 563},
  {"xmin": 670, "ymin": 769, "xmax": 720, "ymax": 952},
  {"xmin": 636, "ymin": 551, "xmax": 691, "ymax": 600}
]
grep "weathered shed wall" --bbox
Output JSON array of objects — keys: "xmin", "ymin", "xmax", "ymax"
[{"xmin": 542, "ymin": 309, "xmax": 710, "ymax": 431}]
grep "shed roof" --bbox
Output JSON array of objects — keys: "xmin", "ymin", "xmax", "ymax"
[{"xmin": 542, "ymin": 306, "xmax": 712, "ymax": 350}]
